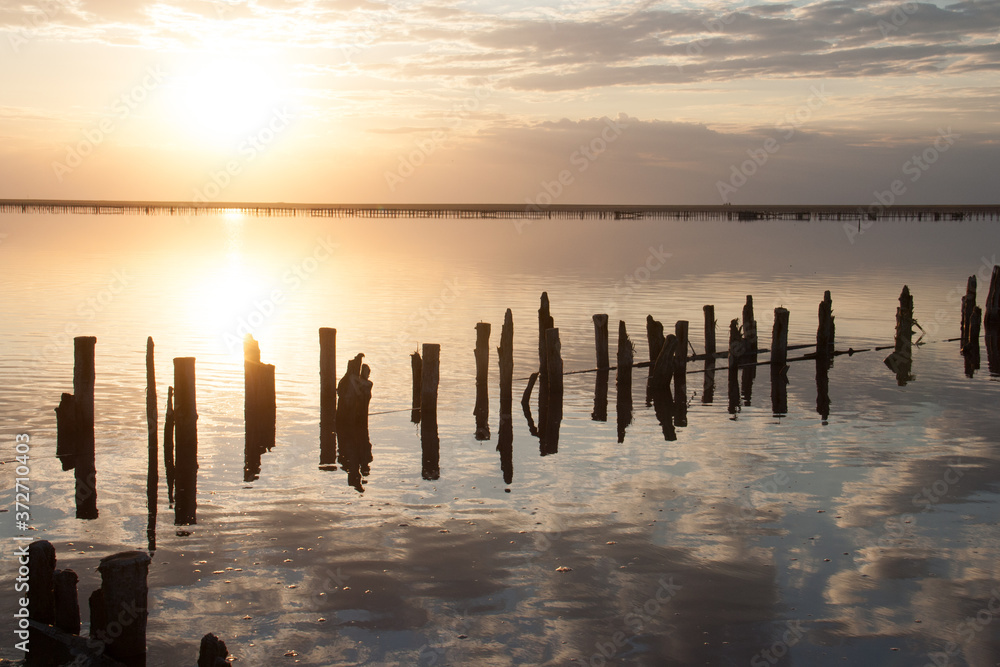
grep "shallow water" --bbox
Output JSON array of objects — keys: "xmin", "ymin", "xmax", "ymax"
[{"xmin": 1, "ymin": 212, "xmax": 999, "ymax": 666}]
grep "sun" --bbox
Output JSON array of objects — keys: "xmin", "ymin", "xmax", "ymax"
[{"xmin": 166, "ymin": 56, "xmax": 284, "ymax": 145}]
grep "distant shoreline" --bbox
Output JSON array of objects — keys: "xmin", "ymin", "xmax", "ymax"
[{"xmin": 2, "ymin": 199, "xmax": 999, "ymax": 221}]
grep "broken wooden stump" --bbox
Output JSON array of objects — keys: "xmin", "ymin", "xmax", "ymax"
[
  {"xmin": 28, "ymin": 540, "xmax": 56, "ymax": 625},
  {"xmin": 498, "ymin": 309, "xmax": 514, "ymax": 418},
  {"xmin": 593, "ymin": 313, "xmax": 610, "ymax": 370},
  {"xmin": 244, "ymin": 335, "xmax": 276, "ymax": 482},
  {"xmin": 703, "ymin": 306, "xmax": 716, "ymax": 357},
  {"xmin": 673, "ymin": 320, "xmax": 689, "ymax": 424},
  {"xmin": 420, "ymin": 344, "xmax": 440, "ymax": 479},
  {"xmin": 474, "ymin": 322, "xmax": 491, "ymax": 440},
  {"xmin": 319, "ymin": 327, "xmax": 337, "ymax": 465},
  {"xmin": 53, "ymin": 568, "xmax": 80, "ymax": 636},
  {"xmin": 649, "ymin": 333, "xmax": 676, "ymax": 393},
  {"xmin": 173, "ymin": 357, "xmax": 198, "ymax": 525},
  {"xmin": 55, "ymin": 393, "xmax": 77, "ymax": 471},
  {"xmin": 336, "ymin": 354, "xmax": 373, "ymax": 492},
  {"xmin": 884, "ymin": 285, "xmax": 915, "ymax": 386},
  {"xmin": 94, "ymin": 551, "xmax": 150, "ymax": 663},
  {"xmin": 541, "ymin": 328, "xmax": 563, "ymax": 455},
  {"xmin": 728, "ymin": 319, "xmax": 741, "ymax": 416},
  {"xmin": 616, "ymin": 320, "xmax": 634, "ymax": 443},
  {"xmin": 771, "ymin": 308, "xmax": 789, "ymax": 370},
  {"xmin": 646, "ymin": 315, "xmax": 665, "ymax": 379},
  {"xmin": 741, "ymin": 296, "xmax": 757, "ymax": 356}
]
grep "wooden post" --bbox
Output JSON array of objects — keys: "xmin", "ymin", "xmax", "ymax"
[
  {"xmin": 985, "ymin": 265, "xmax": 1000, "ymax": 328},
  {"xmin": 474, "ymin": 322, "xmax": 491, "ymax": 440},
  {"xmin": 673, "ymin": 320, "xmax": 689, "ymax": 400},
  {"xmin": 884, "ymin": 285, "xmax": 915, "ymax": 386},
  {"xmin": 498, "ymin": 309, "xmax": 513, "ymax": 417},
  {"xmin": 146, "ymin": 337, "xmax": 157, "ymax": 525},
  {"xmin": 545, "ymin": 328, "xmax": 563, "ymax": 397},
  {"xmin": 961, "ymin": 276, "xmax": 979, "ymax": 352},
  {"xmin": 163, "ymin": 387, "xmax": 175, "ymax": 506},
  {"xmin": 74, "ymin": 336, "xmax": 97, "ymax": 520},
  {"xmin": 319, "ymin": 328, "xmax": 337, "ymax": 464},
  {"xmin": 645, "ymin": 315, "xmax": 664, "ymax": 377},
  {"xmin": 728, "ymin": 319, "xmax": 741, "ymax": 415},
  {"xmin": 616, "ymin": 321, "xmax": 633, "ymax": 443},
  {"xmin": 421, "ymin": 344, "xmax": 441, "ymax": 480},
  {"xmin": 703, "ymin": 305, "xmax": 716, "ymax": 357},
  {"xmin": 199, "ymin": 633, "xmax": 230, "ymax": 667},
  {"xmin": 538, "ymin": 292, "xmax": 553, "ymax": 390},
  {"xmin": 592, "ymin": 368, "xmax": 609, "ymax": 421},
  {"xmin": 55, "ymin": 393, "xmax": 77, "ymax": 471},
  {"xmin": 96, "ymin": 551, "xmax": 151, "ymax": 662},
  {"xmin": 817, "ymin": 291, "xmax": 834, "ymax": 361},
  {"xmin": 53, "ymin": 569, "xmax": 80, "ymax": 636},
  {"xmin": 243, "ymin": 336, "xmax": 260, "ymax": 363},
  {"xmin": 593, "ymin": 314, "xmax": 609, "ymax": 370},
  {"xmin": 410, "ymin": 351, "xmax": 422, "ymax": 424},
  {"xmin": 742, "ymin": 295, "xmax": 757, "ymax": 355},
  {"xmin": 650, "ymin": 334, "xmax": 676, "ymax": 392},
  {"xmin": 421, "ymin": 344, "xmax": 440, "ymax": 423},
  {"xmin": 27, "ymin": 540, "xmax": 56, "ymax": 624},
  {"xmin": 771, "ymin": 308, "xmax": 789, "ymax": 369},
  {"xmin": 173, "ymin": 357, "xmax": 197, "ymax": 525}
]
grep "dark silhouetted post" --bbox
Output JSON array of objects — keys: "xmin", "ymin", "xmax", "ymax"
[
  {"xmin": 498, "ymin": 309, "xmax": 513, "ymax": 417},
  {"xmin": 817, "ymin": 291, "xmax": 835, "ymax": 362},
  {"xmin": 173, "ymin": 357, "xmax": 197, "ymax": 525},
  {"xmin": 474, "ymin": 322, "xmax": 491, "ymax": 440},
  {"xmin": 27, "ymin": 540, "xmax": 56, "ymax": 624},
  {"xmin": 646, "ymin": 315, "xmax": 664, "ymax": 379},
  {"xmin": 319, "ymin": 328, "xmax": 337, "ymax": 465},
  {"xmin": 146, "ymin": 337, "xmax": 157, "ymax": 550},
  {"xmin": 650, "ymin": 334, "xmax": 676, "ymax": 392},
  {"xmin": 53, "ymin": 569, "xmax": 80, "ymax": 636},
  {"xmin": 421, "ymin": 344, "xmax": 440, "ymax": 480},
  {"xmin": 96, "ymin": 551, "xmax": 150, "ymax": 663},
  {"xmin": 410, "ymin": 350, "xmax": 422, "ymax": 423},
  {"xmin": 771, "ymin": 308, "xmax": 789, "ymax": 370},
  {"xmin": 961, "ymin": 276, "xmax": 980, "ymax": 353},
  {"xmin": 163, "ymin": 387, "xmax": 175, "ymax": 506},
  {"xmin": 742, "ymin": 296, "xmax": 757, "ymax": 355},
  {"xmin": 673, "ymin": 320, "xmax": 689, "ymax": 423},
  {"xmin": 74, "ymin": 336, "xmax": 97, "ymax": 520},
  {"xmin": 703, "ymin": 306, "xmax": 716, "ymax": 358},
  {"xmin": 728, "ymin": 319, "xmax": 741, "ymax": 415},
  {"xmin": 884, "ymin": 285, "xmax": 915, "ymax": 385},
  {"xmin": 985, "ymin": 265, "xmax": 1000, "ymax": 328},
  {"xmin": 593, "ymin": 314, "xmax": 609, "ymax": 370},
  {"xmin": 616, "ymin": 321, "xmax": 634, "ymax": 443}
]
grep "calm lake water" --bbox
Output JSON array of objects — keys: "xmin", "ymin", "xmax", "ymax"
[{"xmin": 1, "ymin": 212, "xmax": 999, "ymax": 666}]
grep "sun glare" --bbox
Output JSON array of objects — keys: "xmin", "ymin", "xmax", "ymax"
[{"xmin": 167, "ymin": 57, "xmax": 284, "ymax": 145}]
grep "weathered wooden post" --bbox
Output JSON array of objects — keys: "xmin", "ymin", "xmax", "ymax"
[
  {"xmin": 421, "ymin": 344, "xmax": 441, "ymax": 480},
  {"xmin": 146, "ymin": 337, "xmax": 157, "ymax": 548},
  {"xmin": 95, "ymin": 551, "xmax": 151, "ymax": 663},
  {"xmin": 498, "ymin": 309, "xmax": 513, "ymax": 417},
  {"xmin": 474, "ymin": 322, "xmax": 491, "ymax": 440},
  {"xmin": 673, "ymin": 320, "xmax": 689, "ymax": 423},
  {"xmin": 728, "ymin": 319, "xmax": 741, "ymax": 415},
  {"xmin": 884, "ymin": 285, "xmax": 915, "ymax": 386},
  {"xmin": 53, "ymin": 569, "xmax": 80, "ymax": 636},
  {"xmin": 74, "ymin": 336, "xmax": 98, "ymax": 520},
  {"xmin": 741, "ymin": 296, "xmax": 757, "ymax": 355},
  {"xmin": 985, "ymin": 265, "xmax": 1000, "ymax": 328},
  {"xmin": 961, "ymin": 277, "xmax": 980, "ymax": 353},
  {"xmin": 649, "ymin": 334, "xmax": 676, "ymax": 392},
  {"xmin": 410, "ymin": 350, "xmax": 422, "ymax": 423},
  {"xmin": 541, "ymin": 328, "xmax": 563, "ymax": 455},
  {"xmin": 646, "ymin": 315, "xmax": 664, "ymax": 378},
  {"xmin": 616, "ymin": 321, "xmax": 634, "ymax": 443},
  {"xmin": 538, "ymin": 292, "xmax": 554, "ymax": 392},
  {"xmin": 163, "ymin": 387, "xmax": 175, "ymax": 506},
  {"xmin": 173, "ymin": 357, "xmax": 197, "ymax": 525},
  {"xmin": 593, "ymin": 314, "xmax": 610, "ymax": 370},
  {"xmin": 817, "ymin": 291, "xmax": 835, "ymax": 362},
  {"xmin": 319, "ymin": 328, "xmax": 337, "ymax": 465},
  {"xmin": 703, "ymin": 306, "xmax": 716, "ymax": 358},
  {"xmin": 771, "ymin": 308, "xmax": 789, "ymax": 370},
  {"xmin": 27, "ymin": 540, "xmax": 56, "ymax": 624}
]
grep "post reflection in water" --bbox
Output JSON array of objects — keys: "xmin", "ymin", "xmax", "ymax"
[
  {"xmin": 497, "ymin": 414, "xmax": 513, "ymax": 485},
  {"xmin": 651, "ymin": 387, "xmax": 677, "ymax": 441},
  {"xmin": 702, "ymin": 357, "xmax": 716, "ymax": 404},
  {"xmin": 987, "ymin": 326, "xmax": 1000, "ymax": 376},
  {"xmin": 815, "ymin": 356, "xmax": 831, "ymax": 423},
  {"xmin": 336, "ymin": 354, "xmax": 374, "ymax": 492}
]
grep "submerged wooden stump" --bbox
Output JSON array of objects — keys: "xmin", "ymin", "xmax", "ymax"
[
  {"xmin": 53, "ymin": 568, "xmax": 81, "ymax": 636},
  {"xmin": 27, "ymin": 540, "xmax": 56, "ymax": 625},
  {"xmin": 199, "ymin": 633, "xmax": 230, "ymax": 667},
  {"xmin": 884, "ymin": 285, "xmax": 915, "ymax": 385}
]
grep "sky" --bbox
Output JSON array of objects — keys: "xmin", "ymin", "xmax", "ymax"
[{"xmin": 0, "ymin": 0, "xmax": 998, "ymax": 205}]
